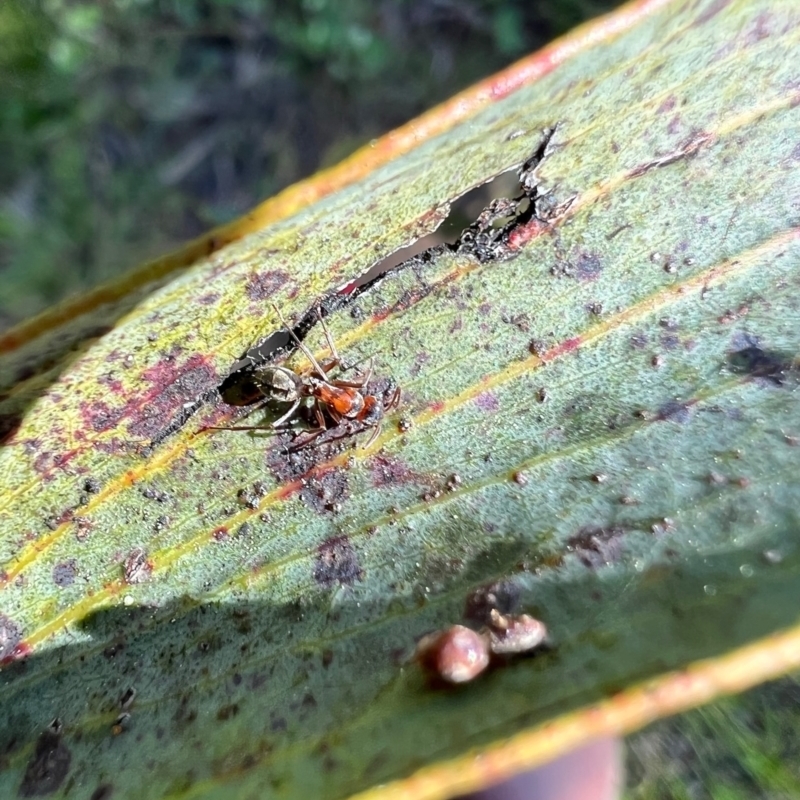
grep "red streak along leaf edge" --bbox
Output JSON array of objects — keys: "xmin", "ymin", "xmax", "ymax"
[
  {"xmin": 0, "ymin": 0, "xmax": 674, "ymax": 354},
  {"xmin": 352, "ymin": 623, "xmax": 800, "ymax": 800}
]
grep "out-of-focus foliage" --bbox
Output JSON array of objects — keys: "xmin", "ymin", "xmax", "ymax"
[
  {"xmin": 627, "ymin": 674, "xmax": 800, "ymax": 800},
  {"xmin": 0, "ymin": 0, "xmax": 619, "ymax": 327}
]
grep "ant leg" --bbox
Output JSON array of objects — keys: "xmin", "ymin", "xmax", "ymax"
[
  {"xmin": 386, "ymin": 385, "xmax": 402, "ymax": 410},
  {"xmin": 272, "ymin": 303, "xmax": 335, "ymax": 381},
  {"xmin": 316, "ymin": 306, "xmax": 343, "ymax": 368},
  {"xmin": 363, "ymin": 421, "xmax": 382, "ymax": 449},
  {"xmin": 287, "ymin": 427, "xmax": 326, "ymax": 451},
  {"xmin": 333, "ymin": 356, "xmax": 374, "ymax": 390},
  {"xmin": 202, "ymin": 425, "xmax": 275, "ymax": 433},
  {"xmin": 271, "ymin": 397, "xmax": 302, "ymax": 428},
  {"xmin": 313, "ymin": 400, "xmax": 328, "ymax": 430}
]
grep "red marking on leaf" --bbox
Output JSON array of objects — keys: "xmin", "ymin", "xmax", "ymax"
[
  {"xmin": 84, "ymin": 402, "xmax": 126, "ymax": 433},
  {"xmin": 31, "ymin": 448, "xmax": 80, "ymax": 478},
  {"xmin": 275, "ymin": 481, "xmax": 302, "ymax": 501},
  {"xmin": 506, "ymin": 218, "xmax": 548, "ymax": 250},
  {"xmin": 544, "ymin": 336, "xmax": 582, "ymax": 360},
  {"xmin": 78, "ymin": 353, "xmax": 217, "ymax": 440},
  {"xmin": 127, "ymin": 354, "xmax": 219, "ymax": 440},
  {"xmin": 212, "ymin": 527, "xmax": 229, "ymax": 542},
  {"xmin": 98, "ymin": 373, "xmax": 125, "ymax": 395}
]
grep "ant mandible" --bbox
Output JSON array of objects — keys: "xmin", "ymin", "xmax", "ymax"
[{"xmin": 213, "ymin": 304, "xmax": 400, "ymax": 449}]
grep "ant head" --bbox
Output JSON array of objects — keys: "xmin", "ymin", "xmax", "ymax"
[{"xmin": 252, "ymin": 366, "xmax": 301, "ymax": 404}]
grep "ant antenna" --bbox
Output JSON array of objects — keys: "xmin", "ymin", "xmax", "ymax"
[{"xmin": 272, "ymin": 303, "xmax": 330, "ymax": 381}]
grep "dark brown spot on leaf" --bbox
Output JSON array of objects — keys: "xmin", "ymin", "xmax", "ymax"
[
  {"xmin": 464, "ymin": 580, "xmax": 521, "ymax": 626},
  {"xmin": 728, "ymin": 342, "xmax": 795, "ymax": 386},
  {"xmin": 18, "ymin": 725, "xmax": 71, "ymax": 798},
  {"xmin": 313, "ymin": 536, "xmax": 362, "ymax": 587},
  {"xmin": 657, "ymin": 400, "xmax": 693, "ymax": 423},
  {"xmin": 567, "ymin": 526, "xmax": 628, "ymax": 568},
  {"xmin": 52, "ymin": 560, "xmax": 77, "ymax": 588},
  {"xmin": 300, "ymin": 468, "xmax": 349, "ymax": 514},
  {"xmin": 245, "ymin": 270, "xmax": 290, "ymax": 301}
]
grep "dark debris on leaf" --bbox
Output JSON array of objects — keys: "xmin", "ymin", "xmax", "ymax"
[
  {"xmin": 728, "ymin": 343, "xmax": 796, "ymax": 386},
  {"xmin": 18, "ymin": 720, "xmax": 71, "ymax": 798}
]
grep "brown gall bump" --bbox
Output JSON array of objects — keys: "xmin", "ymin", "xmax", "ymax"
[{"xmin": 415, "ymin": 624, "xmax": 490, "ymax": 684}]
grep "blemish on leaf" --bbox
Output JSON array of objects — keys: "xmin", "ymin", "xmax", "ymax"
[
  {"xmin": 657, "ymin": 95, "xmax": 677, "ymax": 114},
  {"xmin": 83, "ymin": 477, "xmax": 101, "ymax": 494},
  {"xmin": 572, "ymin": 251, "xmax": 603, "ymax": 281},
  {"xmin": 313, "ymin": 536, "xmax": 362, "ymax": 587},
  {"xmin": 123, "ymin": 548, "xmax": 152, "ymax": 584},
  {"xmin": 464, "ymin": 580, "xmax": 521, "ymax": 625},
  {"xmin": 660, "ymin": 332, "xmax": 680, "ymax": 350},
  {"xmin": 52, "ymin": 560, "xmax": 77, "ymax": 588},
  {"xmin": 18, "ymin": 721, "xmax": 71, "ymax": 798},
  {"xmin": 728, "ymin": 341, "xmax": 795, "ymax": 385},
  {"xmin": 212, "ymin": 527, "xmax": 229, "ymax": 542},
  {"xmin": 245, "ymin": 270, "xmax": 290, "ymax": 302},
  {"xmin": 409, "ymin": 351, "xmax": 431, "ymax": 377},
  {"xmin": 545, "ymin": 336, "xmax": 582, "ymax": 360},
  {"xmin": 567, "ymin": 526, "xmax": 628, "ymax": 568},
  {"xmin": 695, "ymin": 0, "xmax": 732, "ymax": 25},
  {"xmin": 83, "ymin": 401, "xmax": 126, "ymax": 434},
  {"xmin": 627, "ymin": 131, "xmax": 714, "ymax": 178},
  {"xmin": 474, "ymin": 392, "xmax": 499, "ymax": 413},
  {"xmin": 300, "ymin": 468, "xmax": 349, "ymax": 514},
  {"xmin": 216, "ymin": 704, "xmax": 239, "ymax": 721},
  {"xmin": 127, "ymin": 354, "xmax": 218, "ymax": 440},
  {"xmin": 368, "ymin": 455, "xmax": 432, "ymax": 489},
  {"xmin": 657, "ymin": 400, "xmax": 693, "ymax": 423},
  {"xmin": 0, "ymin": 614, "xmax": 23, "ymax": 661},
  {"xmin": 89, "ymin": 786, "xmax": 114, "ymax": 800}
]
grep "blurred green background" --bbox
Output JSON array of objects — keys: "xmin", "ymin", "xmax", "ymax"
[
  {"xmin": 0, "ymin": 0, "xmax": 618, "ymax": 329},
  {"xmin": 7, "ymin": 2, "xmax": 799, "ymax": 797}
]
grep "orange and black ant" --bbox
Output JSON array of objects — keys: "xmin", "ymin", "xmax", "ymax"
[{"xmin": 210, "ymin": 304, "xmax": 400, "ymax": 449}]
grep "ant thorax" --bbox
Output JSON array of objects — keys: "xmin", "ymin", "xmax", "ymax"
[{"xmin": 252, "ymin": 365, "xmax": 301, "ymax": 404}]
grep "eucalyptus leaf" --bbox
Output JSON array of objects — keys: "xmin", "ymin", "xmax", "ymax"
[{"xmin": 2, "ymin": 1, "xmax": 800, "ymax": 799}]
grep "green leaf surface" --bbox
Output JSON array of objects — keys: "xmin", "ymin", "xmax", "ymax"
[{"xmin": 2, "ymin": 0, "xmax": 800, "ymax": 798}]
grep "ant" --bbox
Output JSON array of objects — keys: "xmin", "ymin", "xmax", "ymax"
[{"xmin": 210, "ymin": 304, "xmax": 400, "ymax": 449}]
